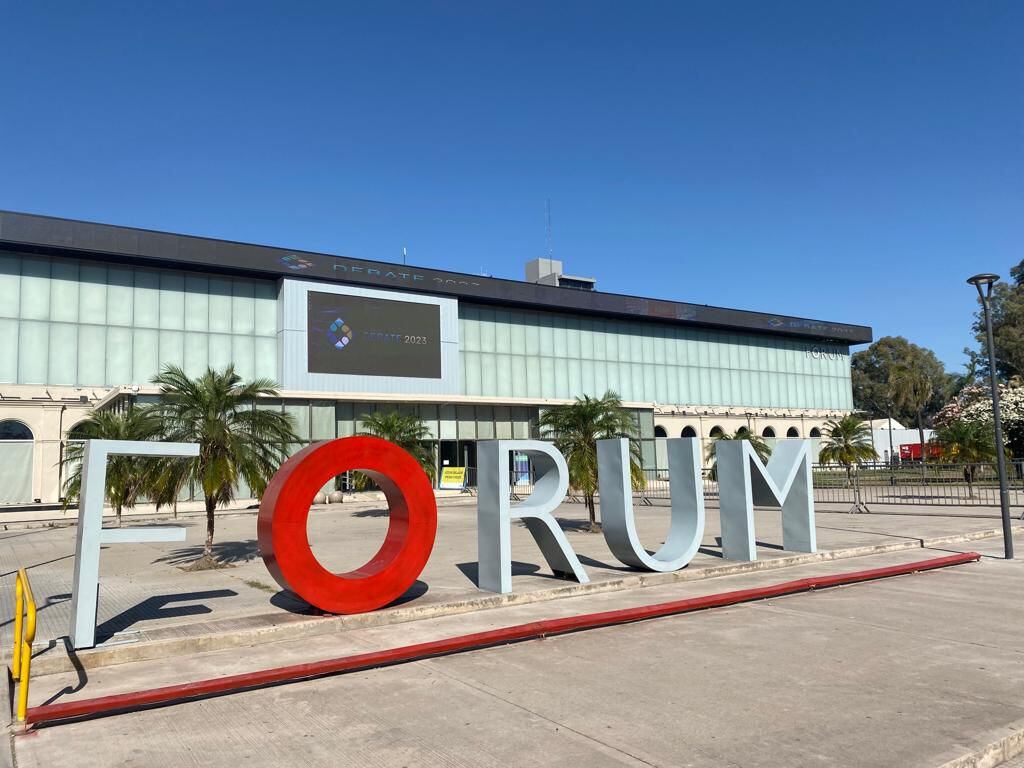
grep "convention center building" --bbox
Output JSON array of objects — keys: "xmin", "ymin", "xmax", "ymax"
[{"xmin": 0, "ymin": 211, "xmax": 872, "ymax": 505}]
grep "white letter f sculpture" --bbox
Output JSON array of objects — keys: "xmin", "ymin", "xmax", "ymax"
[{"xmin": 70, "ymin": 439, "xmax": 199, "ymax": 649}]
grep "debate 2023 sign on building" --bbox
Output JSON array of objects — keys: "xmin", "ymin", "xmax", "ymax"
[{"xmin": 69, "ymin": 435, "xmax": 815, "ymax": 648}]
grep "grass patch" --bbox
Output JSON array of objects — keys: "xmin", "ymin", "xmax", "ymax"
[
  {"xmin": 180, "ymin": 554, "xmax": 235, "ymax": 571},
  {"xmin": 242, "ymin": 579, "xmax": 277, "ymax": 594}
]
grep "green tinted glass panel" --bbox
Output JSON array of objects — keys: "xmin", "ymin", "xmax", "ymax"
[
  {"xmin": 458, "ymin": 303, "xmax": 852, "ymax": 410},
  {"xmin": 0, "ymin": 252, "xmax": 278, "ymax": 387}
]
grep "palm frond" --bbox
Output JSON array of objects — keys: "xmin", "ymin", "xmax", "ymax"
[{"xmin": 817, "ymin": 415, "xmax": 878, "ymax": 468}]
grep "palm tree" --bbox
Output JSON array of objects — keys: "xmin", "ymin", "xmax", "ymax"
[
  {"xmin": 61, "ymin": 408, "xmax": 161, "ymax": 525},
  {"xmin": 930, "ymin": 419, "xmax": 997, "ymax": 495},
  {"xmin": 889, "ymin": 365, "xmax": 933, "ymax": 463},
  {"xmin": 705, "ymin": 427, "xmax": 772, "ymax": 479},
  {"xmin": 538, "ymin": 391, "xmax": 643, "ymax": 533},
  {"xmin": 147, "ymin": 365, "xmax": 299, "ymax": 566},
  {"xmin": 818, "ymin": 415, "xmax": 878, "ymax": 484},
  {"xmin": 946, "ymin": 359, "xmax": 978, "ymax": 400},
  {"xmin": 358, "ymin": 410, "xmax": 436, "ymax": 486}
]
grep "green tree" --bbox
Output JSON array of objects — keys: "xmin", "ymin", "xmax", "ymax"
[
  {"xmin": 946, "ymin": 357, "xmax": 978, "ymax": 400},
  {"xmin": 930, "ymin": 419, "xmax": 996, "ymax": 495},
  {"xmin": 61, "ymin": 408, "xmax": 162, "ymax": 525},
  {"xmin": 705, "ymin": 427, "xmax": 772, "ymax": 479},
  {"xmin": 818, "ymin": 415, "xmax": 878, "ymax": 484},
  {"xmin": 971, "ymin": 259, "xmax": 1024, "ymax": 381},
  {"xmin": 889, "ymin": 363, "xmax": 933, "ymax": 461},
  {"xmin": 358, "ymin": 410, "xmax": 436, "ymax": 486},
  {"xmin": 538, "ymin": 391, "xmax": 643, "ymax": 533},
  {"xmin": 851, "ymin": 336, "xmax": 950, "ymax": 426},
  {"xmin": 148, "ymin": 365, "xmax": 299, "ymax": 566}
]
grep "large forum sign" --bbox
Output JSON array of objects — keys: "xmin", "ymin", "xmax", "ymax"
[{"xmin": 69, "ymin": 436, "xmax": 815, "ymax": 648}]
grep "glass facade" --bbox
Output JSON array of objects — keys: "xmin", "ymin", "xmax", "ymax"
[
  {"xmin": 264, "ymin": 399, "xmax": 657, "ymax": 471},
  {"xmin": 0, "ymin": 252, "xmax": 277, "ymax": 386},
  {"xmin": 459, "ymin": 304, "xmax": 853, "ymax": 410},
  {"xmin": 0, "ymin": 247, "xmax": 859, "ymax": 503},
  {"xmin": 0, "ymin": 251, "xmax": 852, "ymax": 412}
]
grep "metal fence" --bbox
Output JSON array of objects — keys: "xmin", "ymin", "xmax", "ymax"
[
  {"xmin": 810, "ymin": 461, "xmax": 1024, "ymax": 507},
  {"xmin": 456, "ymin": 461, "xmax": 1024, "ymax": 508}
]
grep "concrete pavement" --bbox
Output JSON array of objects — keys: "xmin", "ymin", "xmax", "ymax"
[
  {"xmin": 11, "ymin": 534, "xmax": 1024, "ymax": 768},
  {"xmin": 4, "ymin": 497, "xmax": 1024, "ymax": 766},
  {"xmin": 2, "ymin": 497, "xmax": 1020, "ymax": 671}
]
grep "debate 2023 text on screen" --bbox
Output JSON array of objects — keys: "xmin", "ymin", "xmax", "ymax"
[{"xmin": 306, "ymin": 290, "xmax": 442, "ymax": 378}]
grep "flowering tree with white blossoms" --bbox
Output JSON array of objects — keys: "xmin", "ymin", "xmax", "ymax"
[{"xmin": 934, "ymin": 384, "xmax": 1024, "ymax": 458}]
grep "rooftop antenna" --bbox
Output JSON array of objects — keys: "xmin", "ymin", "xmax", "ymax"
[
  {"xmin": 402, "ymin": 246, "xmax": 407, "ymax": 265},
  {"xmin": 545, "ymin": 198, "xmax": 553, "ymax": 259}
]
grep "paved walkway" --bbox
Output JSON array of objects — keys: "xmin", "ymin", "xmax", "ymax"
[
  {"xmin": 11, "ymin": 534, "xmax": 1024, "ymax": 767},
  {"xmin": 1, "ymin": 498, "xmax": 1020, "ymax": 663}
]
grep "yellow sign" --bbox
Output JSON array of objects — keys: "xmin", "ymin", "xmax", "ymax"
[{"xmin": 439, "ymin": 466, "xmax": 467, "ymax": 489}]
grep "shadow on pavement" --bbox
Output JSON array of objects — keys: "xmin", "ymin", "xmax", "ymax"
[
  {"xmin": 39, "ymin": 638, "xmax": 89, "ymax": 706},
  {"xmin": 0, "ymin": 592, "xmax": 71, "ymax": 630},
  {"xmin": 349, "ymin": 508, "xmax": 390, "ymax": 518},
  {"xmin": 153, "ymin": 540, "xmax": 260, "ymax": 566},
  {"xmin": 269, "ymin": 590, "xmax": 320, "ymax": 615},
  {"xmin": 95, "ymin": 589, "xmax": 238, "ymax": 642},
  {"xmin": 265, "ymin": 579, "xmax": 430, "ymax": 614},
  {"xmin": 514, "ymin": 517, "xmax": 600, "ymax": 534},
  {"xmin": 456, "ymin": 560, "xmax": 551, "ymax": 586},
  {"xmin": 387, "ymin": 580, "xmax": 429, "ymax": 608}
]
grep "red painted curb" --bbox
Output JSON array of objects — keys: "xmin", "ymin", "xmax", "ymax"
[{"xmin": 25, "ymin": 550, "xmax": 980, "ymax": 727}]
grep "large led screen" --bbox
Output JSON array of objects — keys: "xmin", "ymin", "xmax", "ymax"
[{"xmin": 307, "ymin": 290, "xmax": 442, "ymax": 378}]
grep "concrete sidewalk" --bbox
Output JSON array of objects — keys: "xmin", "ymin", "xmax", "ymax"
[
  {"xmin": 11, "ymin": 534, "xmax": 1024, "ymax": 768},
  {"xmin": 16, "ymin": 545, "xmax": 991, "ymax": 710},
  {"xmin": 2, "ymin": 498, "xmax": 1021, "ymax": 674}
]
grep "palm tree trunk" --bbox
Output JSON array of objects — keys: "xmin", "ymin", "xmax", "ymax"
[
  {"xmin": 917, "ymin": 410, "xmax": 927, "ymax": 466},
  {"xmin": 115, "ymin": 501, "xmax": 122, "ymax": 527},
  {"xmin": 918, "ymin": 410, "xmax": 928, "ymax": 487},
  {"xmin": 585, "ymin": 492, "xmax": 598, "ymax": 532},
  {"xmin": 853, "ymin": 465, "xmax": 862, "ymax": 509},
  {"xmin": 204, "ymin": 496, "xmax": 216, "ymax": 559}
]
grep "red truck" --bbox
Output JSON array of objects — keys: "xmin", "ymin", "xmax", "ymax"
[{"xmin": 899, "ymin": 443, "xmax": 942, "ymax": 461}]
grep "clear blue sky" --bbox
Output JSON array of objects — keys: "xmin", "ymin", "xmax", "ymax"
[{"xmin": 2, "ymin": 2, "xmax": 1021, "ymax": 371}]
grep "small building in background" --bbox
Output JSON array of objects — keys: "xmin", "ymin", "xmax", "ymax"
[
  {"xmin": 525, "ymin": 258, "xmax": 596, "ymax": 291},
  {"xmin": 866, "ymin": 418, "xmax": 935, "ymax": 464}
]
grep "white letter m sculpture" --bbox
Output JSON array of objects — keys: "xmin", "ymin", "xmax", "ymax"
[{"xmin": 716, "ymin": 439, "xmax": 816, "ymax": 562}]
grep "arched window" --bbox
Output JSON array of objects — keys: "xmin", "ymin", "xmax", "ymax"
[
  {"xmin": 761, "ymin": 426, "xmax": 776, "ymax": 438},
  {"xmin": 809, "ymin": 427, "xmax": 821, "ymax": 438},
  {"xmin": 654, "ymin": 425, "xmax": 667, "ymax": 438},
  {"xmin": 709, "ymin": 426, "xmax": 724, "ymax": 438},
  {"xmin": 681, "ymin": 426, "xmax": 697, "ymax": 438},
  {"xmin": 0, "ymin": 420, "xmax": 35, "ymax": 505},
  {"xmin": 787, "ymin": 427, "xmax": 800, "ymax": 438},
  {"xmin": 0, "ymin": 420, "xmax": 33, "ymax": 441},
  {"xmin": 67, "ymin": 421, "xmax": 91, "ymax": 440}
]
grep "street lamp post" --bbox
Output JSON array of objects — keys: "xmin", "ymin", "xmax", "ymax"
[{"xmin": 968, "ymin": 273, "xmax": 1014, "ymax": 560}]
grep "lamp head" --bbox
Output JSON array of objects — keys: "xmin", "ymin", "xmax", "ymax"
[
  {"xmin": 967, "ymin": 273, "xmax": 1000, "ymax": 298},
  {"xmin": 967, "ymin": 273, "xmax": 999, "ymax": 288}
]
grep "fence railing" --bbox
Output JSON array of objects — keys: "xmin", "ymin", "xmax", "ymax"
[
  {"xmin": 453, "ymin": 461, "xmax": 1024, "ymax": 508},
  {"xmin": 11, "ymin": 568, "xmax": 37, "ymax": 723},
  {"xmin": 809, "ymin": 460, "xmax": 1024, "ymax": 507}
]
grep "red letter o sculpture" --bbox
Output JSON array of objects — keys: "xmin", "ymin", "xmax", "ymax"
[{"xmin": 257, "ymin": 436, "xmax": 437, "ymax": 614}]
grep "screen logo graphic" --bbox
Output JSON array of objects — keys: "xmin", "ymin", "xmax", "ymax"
[
  {"xmin": 307, "ymin": 291, "xmax": 442, "ymax": 378},
  {"xmin": 328, "ymin": 318, "xmax": 353, "ymax": 350},
  {"xmin": 281, "ymin": 254, "xmax": 314, "ymax": 270}
]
